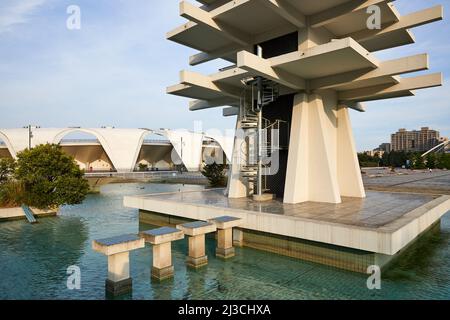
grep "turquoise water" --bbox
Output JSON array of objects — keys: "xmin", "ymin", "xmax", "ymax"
[{"xmin": 0, "ymin": 183, "xmax": 449, "ymax": 300}]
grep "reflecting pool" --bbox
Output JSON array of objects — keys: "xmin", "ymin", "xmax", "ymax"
[{"xmin": 0, "ymin": 183, "xmax": 449, "ymax": 300}]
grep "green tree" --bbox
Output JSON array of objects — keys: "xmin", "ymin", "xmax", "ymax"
[
  {"xmin": 437, "ymin": 153, "xmax": 450, "ymax": 169},
  {"xmin": 388, "ymin": 151, "xmax": 408, "ymax": 168},
  {"xmin": 426, "ymin": 153, "xmax": 436, "ymax": 169},
  {"xmin": 0, "ymin": 158, "xmax": 16, "ymax": 184},
  {"xmin": 0, "ymin": 180, "xmax": 24, "ymax": 208},
  {"xmin": 357, "ymin": 153, "xmax": 380, "ymax": 168},
  {"xmin": 380, "ymin": 152, "xmax": 390, "ymax": 167},
  {"xmin": 201, "ymin": 163, "xmax": 227, "ymax": 187},
  {"xmin": 412, "ymin": 153, "xmax": 426, "ymax": 169},
  {"xmin": 15, "ymin": 144, "xmax": 89, "ymax": 209}
]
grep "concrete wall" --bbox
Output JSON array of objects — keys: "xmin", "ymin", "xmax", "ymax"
[{"xmin": 0, "ymin": 147, "xmax": 12, "ymax": 159}]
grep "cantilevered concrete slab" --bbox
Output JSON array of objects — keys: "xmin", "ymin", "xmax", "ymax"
[
  {"xmin": 171, "ymin": 38, "xmax": 439, "ymax": 109},
  {"xmin": 268, "ymin": 38, "xmax": 378, "ymax": 78},
  {"xmin": 168, "ymin": 0, "xmax": 443, "ymax": 108},
  {"xmin": 171, "ymin": 0, "xmax": 392, "ymax": 63},
  {"xmin": 168, "ymin": 1, "xmax": 442, "ymax": 65},
  {"xmin": 125, "ymin": 189, "xmax": 450, "ymax": 257}
]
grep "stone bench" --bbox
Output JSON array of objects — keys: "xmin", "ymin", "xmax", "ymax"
[
  {"xmin": 92, "ymin": 234, "xmax": 145, "ymax": 296},
  {"xmin": 208, "ymin": 216, "xmax": 244, "ymax": 259},
  {"xmin": 140, "ymin": 227, "xmax": 184, "ymax": 281},
  {"xmin": 176, "ymin": 221, "xmax": 216, "ymax": 268}
]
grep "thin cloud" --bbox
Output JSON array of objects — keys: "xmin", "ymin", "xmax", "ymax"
[{"xmin": 0, "ymin": 0, "xmax": 47, "ymax": 33}]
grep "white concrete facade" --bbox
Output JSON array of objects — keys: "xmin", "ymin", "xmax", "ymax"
[{"xmin": 0, "ymin": 127, "xmax": 234, "ymax": 173}]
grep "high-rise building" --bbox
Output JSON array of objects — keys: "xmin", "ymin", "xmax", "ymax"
[
  {"xmin": 379, "ymin": 143, "xmax": 392, "ymax": 153},
  {"xmin": 391, "ymin": 127, "xmax": 440, "ymax": 152}
]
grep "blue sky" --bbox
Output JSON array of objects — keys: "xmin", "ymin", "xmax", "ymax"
[{"xmin": 0, "ymin": 0, "xmax": 448, "ymax": 151}]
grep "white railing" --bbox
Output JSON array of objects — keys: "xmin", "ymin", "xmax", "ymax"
[{"xmin": 84, "ymin": 170, "xmax": 206, "ymax": 180}]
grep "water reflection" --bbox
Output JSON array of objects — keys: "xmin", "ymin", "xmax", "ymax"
[
  {"xmin": 0, "ymin": 216, "xmax": 88, "ymax": 299},
  {"xmin": 0, "ymin": 182, "xmax": 449, "ymax": 300}
]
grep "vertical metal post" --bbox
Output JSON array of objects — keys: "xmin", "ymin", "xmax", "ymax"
[
  {"xmin": 180, "ymin": 137, "xmax": 183, "ymax": 173},
  {"xmin": 256, "ymin": 45, "xmax": 263, "ymax": 196},
  {"xmin": 181, "ymin": 137, "xmax": 183, "ymax": 159},
  {"xmin": 28, "ymin": 125, "xmax": 32, "ymax": 150}
]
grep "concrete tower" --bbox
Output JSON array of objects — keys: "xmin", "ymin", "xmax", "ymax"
[{"xmin": 167, "ymin": 0, "xmax": 443, "ymax": 204}]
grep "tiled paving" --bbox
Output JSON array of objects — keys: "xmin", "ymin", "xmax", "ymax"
[
  {"xmin": 135, "ymin": 189, "xmax": 437, "ymax": 229},
  {"xmin": 363, "ymin": 169, "xmax": 450, "ymax": 194}
]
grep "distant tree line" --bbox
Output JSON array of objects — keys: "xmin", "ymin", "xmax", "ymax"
[{"xmin": 358, "ymin": 151, "xmax": 450, "ymax": 169}]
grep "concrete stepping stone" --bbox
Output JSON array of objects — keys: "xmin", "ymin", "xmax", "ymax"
[
  {"xmin": 177, "ymin": 221, "xmax": 216, "ymax": 268},
  {"xmin": 92, "ymin": 234, "xmax": 145, "ymax": 296},
  {"xmin": 208, "ymin": 216, "xmax": 243, "ymax": 259},
  {"xmin": 140, "ymin": 227, "xmax": 184, "ymax": 281}
]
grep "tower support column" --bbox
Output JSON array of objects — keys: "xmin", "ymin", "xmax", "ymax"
[
  {"xmin": 283, "ymin": 92, "xmax": 365, "ymax": 204},
  {"xmin": 227, "ymin": 113, "xmax": 249, "ymax": 198}
]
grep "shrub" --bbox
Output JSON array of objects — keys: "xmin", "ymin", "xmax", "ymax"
[
  {"xmin": 201, "ymin": 163, "xmax": 227, "ymax": 187},
  {"xmin": 14, "ymin": 144, "xmax": 90, "ymax": 210},
  {"xmin": 359, "ymin": 161, "xmax": 380, "ymax": 168},
  {"xmin": 138, "ymin": 163, "xmax": 149, "ymax": 171},
  {"xmin": 0, "ymin": 180, "xmax": 24, "ymax": 208},
  {"xmin": 412, "ymin": 153, "xmax": 426, "ymax": 169},
  {"xmin": 0, "ymin": 158, "xmax": 16, "ymax": 184},
  {"xmin": 426, "ymin": 153, "xmax": 437, "ymax": 169}
]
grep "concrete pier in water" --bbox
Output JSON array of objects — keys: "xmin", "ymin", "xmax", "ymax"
[
  {"xmin": 92, "ymin": 234, "xmax": 145, "ymax": 296},
  {"xmin": 177, "ymin": 221, "xmax": 216, "ymax": 268},
  {"xmin": 209, "ymin": 216, "xmax": 243, "ymax": 259},
  {"xmin": 140, "ymin": 227, "xmax": 184, "ymax": 281}
]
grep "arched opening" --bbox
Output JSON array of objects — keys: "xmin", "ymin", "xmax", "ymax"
[
  {"xmin": 58, "ymin": 131, "xmax": 116, "ymax": 172},
  {"xmin": 202, "ymin": 137, "xmax": 227, "ymax": 166},
  {"xmin": 0, "ymin": 137, "xmax": 13, "ymax": 159},
  {"xmin": 135, "ymin": 132, "xmax": 181, "ymax": 172}
]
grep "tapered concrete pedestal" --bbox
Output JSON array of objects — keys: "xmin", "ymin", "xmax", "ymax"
[
  {"xmin": 209, "ymin": 216, "xmax": 243, "ymax": 259},
  {"xmin": 284, "ymin": 93, "xmax": 366, "ymax": 204},
  {"xmin": 92, "ymin": 234, "xmax": 145, "ymax": 297},
  {"xmin": 177, "ymin": 221, "xmax": 216, "ymax": 268},
  {"xmin": 140, "ymin": 227, "xmax": 184, "ymax": 281}
]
